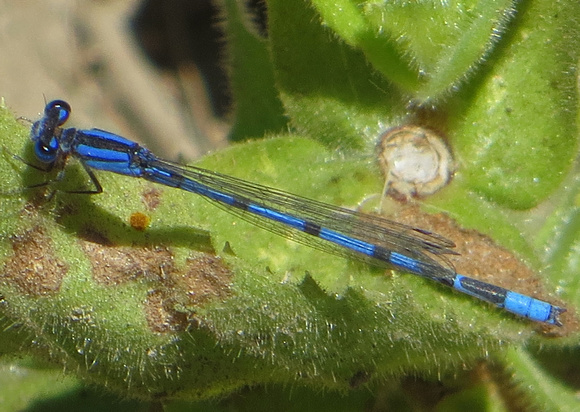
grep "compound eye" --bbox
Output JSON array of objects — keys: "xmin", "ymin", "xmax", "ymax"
[
  {"xmin": 34, "ymin": 136, "xmax": 59, "ymax": 164},
  {"xmin": 45, "ymin": 100, "xmax": 71, "ymax": 126}
]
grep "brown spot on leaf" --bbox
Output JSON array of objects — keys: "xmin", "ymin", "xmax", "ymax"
[
  {"xmin": 393, "ymin": 205, "xmax": 574, "ymax": 332},
  {"xmin": 78, "ymin": 228, "xmax": 113, "ymax": 246},
  {"xmin": 168, "ymin": 254, "xmax": 233, "ymax": 306},
  {"xmin": 394, "ymin": 207, "xmax": 546, "ymax": 291},
  {"xmin": 144, "ymin": 254, "xmax": 232, "ymax": 334},
  {"xmin": 2, "ymin": 226, "xmax": 66, "ymax": 296},
  {"xmin": 79, "ymin": 239, "xmax": 232, "ymax": 333},
  {"xmin": 142, "ymin": 187, "xmax": 162, "ymax": 211},
  {"xmin": 81, "ymin": 241, "xmax": 174, "ymax": 286},
  {"xmin": 145, "ymin": 289, "xmax": 188, "ymax": 333}
]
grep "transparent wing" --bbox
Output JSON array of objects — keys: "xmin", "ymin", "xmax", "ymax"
[{"xmin": 147, "ymin": 158, "xmax": 458, "ymax": 280}]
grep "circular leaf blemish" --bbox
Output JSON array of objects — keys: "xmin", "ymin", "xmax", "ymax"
[
  {"xmin": 2, "ymin": 226, "xmax": 66, "ymax": 296},
  {"xmin": 81, "ymin": 242, "xmax": 174, "ymax": 286},
  {"xmin": 378, "ymin": 125, "xmax": 454, "ymax": 199}
]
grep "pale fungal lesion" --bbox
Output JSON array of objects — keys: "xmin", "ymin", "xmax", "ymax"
[
  {"xmin": 377, "ymin": 125, "xmax": 454, "ymax": 200},
  {"xmin": 146, "ymin": 254, "xmax": 233, "ymax": 333},
  {"xmin": 79, "ymin": 239, "xmax": 233, "ymax": 333},
  {"xmin": 2, "ymin": 225, "xmax": 66, "ymax": 296},
  {"xmin": 81, "ymin": 241, "xmax": 175, "ymax": 286}
]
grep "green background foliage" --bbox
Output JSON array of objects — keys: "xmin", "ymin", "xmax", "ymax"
[{"xmin": 0, "ymin": 0, "xmax": 579, "ymax": 410}]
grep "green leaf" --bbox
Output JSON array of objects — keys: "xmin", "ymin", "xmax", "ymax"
[
  {"xmin": 268, "ymin": 0, "xmax": 407, "ymax": 151},
  {"xmin": 219, "ymin": 0, "xmax": 288, "ymax": 141},
  {"xmin": 449, "ymin": 0, "xmax": 579, "ymax": 209},
  {"xmin": 309, "ymin": 0, "xmax": 518, "ymax": 101},
  {"xmin": 0, "ymin": 121, "xmax": 563, "ymax": 400},
  {"xmin": 506, "ymin": 347, "xmax": 580, "ymax": 411},
  {"xmin": 0, "ymin": 0, "xmax": 577, "ymax": 405}
]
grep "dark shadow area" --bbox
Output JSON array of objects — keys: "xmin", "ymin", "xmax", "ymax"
[
  {"xmin": 24, "ymin": 386, "xmax": 151, "ymax": 412},
  {"xmin": 132, "ymin": 0, "xmax": 232, "ymax": 118}
]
